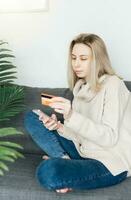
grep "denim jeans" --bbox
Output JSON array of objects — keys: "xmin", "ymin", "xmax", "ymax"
[{"xmin": 24, "ymin": 111, "xmax": 128, "ymax": 190}]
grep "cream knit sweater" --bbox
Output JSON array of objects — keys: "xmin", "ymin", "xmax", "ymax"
[{"xmin": 58, "ymin": 74, "xmax": 131, "ymax": 177}]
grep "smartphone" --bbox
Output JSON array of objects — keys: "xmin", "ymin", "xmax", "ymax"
[
  {"xmin": 41, "ymin": 93, "xmax": 55, "ymax": 106},
  {"xmin": 32, "ymin": 109, "xmax": 50, "ymax": 121}
]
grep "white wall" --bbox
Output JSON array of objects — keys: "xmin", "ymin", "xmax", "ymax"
[{"xmin": 0, "ymin": 0, "xmax": 131, "ymax": 88}]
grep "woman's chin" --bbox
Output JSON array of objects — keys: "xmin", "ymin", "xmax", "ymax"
[{"xmin": 76, "ymin": 74, "xmax": 84, "ymax": 78}]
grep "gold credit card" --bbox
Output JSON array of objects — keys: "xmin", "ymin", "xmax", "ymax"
[{"xmin": 41, "ymin": 93, "xmax": 55, "ymax": 106}]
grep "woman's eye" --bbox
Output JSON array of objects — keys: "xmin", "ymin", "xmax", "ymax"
[
  {"xmin": 71, "ymin": 57, "xmax": 87, "ymax": 60},
  {"xmin": 81, "ymin": 58, "xmax": 87, "ymax": 60}
]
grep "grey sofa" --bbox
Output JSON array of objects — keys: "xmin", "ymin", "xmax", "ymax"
[{"xmin": 0, "ymin": 81, "xmax": 131, "ymax": 200}]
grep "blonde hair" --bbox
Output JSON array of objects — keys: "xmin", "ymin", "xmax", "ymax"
[{"xmin": 67, "ymin": 33, "xmax": 123, "ymax": 92}]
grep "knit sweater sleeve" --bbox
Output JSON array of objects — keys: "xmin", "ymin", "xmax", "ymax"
[{"xmin": 63, "ymin": 78, "xmax": 130, "ymax": 147}]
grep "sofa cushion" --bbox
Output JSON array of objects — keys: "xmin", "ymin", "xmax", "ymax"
[{"xmin": 125, "ymin": 81, "xmax": 131, "ymax": 91}]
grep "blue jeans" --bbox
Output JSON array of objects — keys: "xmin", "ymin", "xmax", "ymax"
[{"xmin": 24, "ymin": 111, "xmax": 128, "ymax": 190}]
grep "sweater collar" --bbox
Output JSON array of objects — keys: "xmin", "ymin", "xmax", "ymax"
[{"xmin": 73, "ymin": 74, "xmax": 109, "ymax": 102}]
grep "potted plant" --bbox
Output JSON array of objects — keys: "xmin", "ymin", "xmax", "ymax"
[{"xmin": 0, "ymin": 40, "xmax": 25, "ymax": 175}]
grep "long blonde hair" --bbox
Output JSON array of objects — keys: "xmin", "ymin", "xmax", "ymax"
[{"xmin": 67, "ymin": 33, "xmax": 123, "ymax": 92}]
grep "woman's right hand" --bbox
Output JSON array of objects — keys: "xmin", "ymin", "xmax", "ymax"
[
  {"xmin": 36, "ymin": 110, "xmax": 63, "ymax": 132},
  {"xmin": 42, "ymin": 114, "xmax": 61, "ymax": 131}
]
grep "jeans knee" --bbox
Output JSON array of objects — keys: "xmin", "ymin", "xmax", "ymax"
[
  {"xmin": 36, "ymin": 158, "xmax": 64, "ymax": 190},
  {"xmin": 24, "ymin": 110, "xmax": 37, "ymax": 126},
  {"xmin": 24, "ymin": 110, "xmax": 36, "ymax": 120}
]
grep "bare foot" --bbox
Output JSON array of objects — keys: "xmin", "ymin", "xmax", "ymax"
[
  {"xmin": 56, "ymin": 188, "xmax": 72, "ymax": 193},
  {"xmin": 42, "ymin": 155, "xmax": 50, "ymax": 160}
]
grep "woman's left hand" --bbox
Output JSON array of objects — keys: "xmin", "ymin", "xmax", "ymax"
[{"xmin": 49, "ymin": 97, "xmax": 72, "ymax": 120}]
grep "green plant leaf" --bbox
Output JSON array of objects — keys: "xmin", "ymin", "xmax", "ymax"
[
  {"xmin": 0, "ymin": 41, "xmax": 8, "ymax": 46},
  {"xmin": 0, "ymin": 146, "xmax": 18, "ymax": 159},
  {"xmin": 0, "ymin": 61, "xmax": 11, "ymax": 64},
  {"xmin": 0, "ymin": 49, "xmax": 12, "ymax": 53},
  {"xmin": 0, "ymin": 80, "xmax": 14, "ymax": 86},
  {"xmin": 0, "ymin": 169, "xmax": 4, "ymax": 176},
  {"xmin": 0, "ymin": 155, "xmax": 15, "ymax": 162},
  {"xmin": 0, "ymin": 127, "xmax": 23, "ymax": 137},
  {"xmin": 0, "ymin": 71, "xmax": 17, "ymax": 77},
  {"xmin": 0, "ymin": 40, "xmax": 25, "ymax": 176},
  {"xmin": 0, "ymin": 161, "xmax": 9, "ymax": 171},
  {"xmin": 0, "ymin": 54, "xmax": 15, "ymax": 59},
  {"xmin": 0, "ymin": 64, "xmax": 16, "ymax": 72},
  {"xmin": 0, "ymin": 85, "xmax": 25, "ymax": 121},
  {"xmin": 0, "ymin": 76, "xmax": 17, "ymax": 82},
  {"xmin": 0, "ymin": 145, "xmax": 24, "ymax": 159},
  {"xmin": 0, "ymin": 141, "xmax": 23, "ymax": 149}
]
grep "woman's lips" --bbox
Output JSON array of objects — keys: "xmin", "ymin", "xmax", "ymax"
[{"xmin": 75, "ymin": 71, "xmax": 82, "ymax": 73}]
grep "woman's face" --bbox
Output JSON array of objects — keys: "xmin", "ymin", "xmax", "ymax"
[{"xmin": 71, "ymin": 43, "xmax": 93, "ymax": 81}]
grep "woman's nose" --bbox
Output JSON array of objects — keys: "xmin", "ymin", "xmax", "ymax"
[{"xmin": 74, "ymin": 59, "xmax": 80, "ymax": 67}]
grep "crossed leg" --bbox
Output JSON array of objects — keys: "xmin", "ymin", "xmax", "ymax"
[{"xmin": 42, "ymin": 155, "xmax": 72, "ymax": 193}]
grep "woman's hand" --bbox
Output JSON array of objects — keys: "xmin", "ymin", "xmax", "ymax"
[
  {"xmin": 43, "ymin": 114, "xmax": 61, "ymax": 131},
  {"xmin": 49, "ymin": 97, "xmax": 72, "ymax": 120}
]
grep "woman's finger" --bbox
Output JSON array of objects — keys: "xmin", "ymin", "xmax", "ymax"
[
  {"xmin": 42, "ymin": 117, "xmax": 50, "ymax": 124},
  {"xmin": 45, "ymin": 121, "xmax": 58, "ymax": 130},
  {"xmin": 51, "ymin": 97, "xmax": 66, "ymax": 102},
  {"xmin": 39, "ymin": 115, "xmax": 47, "ymax": 122},
  {"xmin": 54, "ymin": 109, "xmax": 64, "ymax": 114},
  {"xmin": 45, "ymin": 120, "xmax": 55, "ymax": 127},
  {"xmin": 51, "ymin": 114, "xmax": 57, "ymax": 121},
  {"xmin": 56, "ymin": 121, "xmax": 61, "ymax": 129},
  {"xmin": 48, "ymin": 123, "xmax": 58, "ymax": 130},
  {"xmin": 49, "ymin": 103, "xmax": 64, "ymax": 109}
]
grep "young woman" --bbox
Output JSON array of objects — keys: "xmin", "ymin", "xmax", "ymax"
[{"xmin": 24, "ymin": 33, "xmax": 131, "ymax": 194}]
